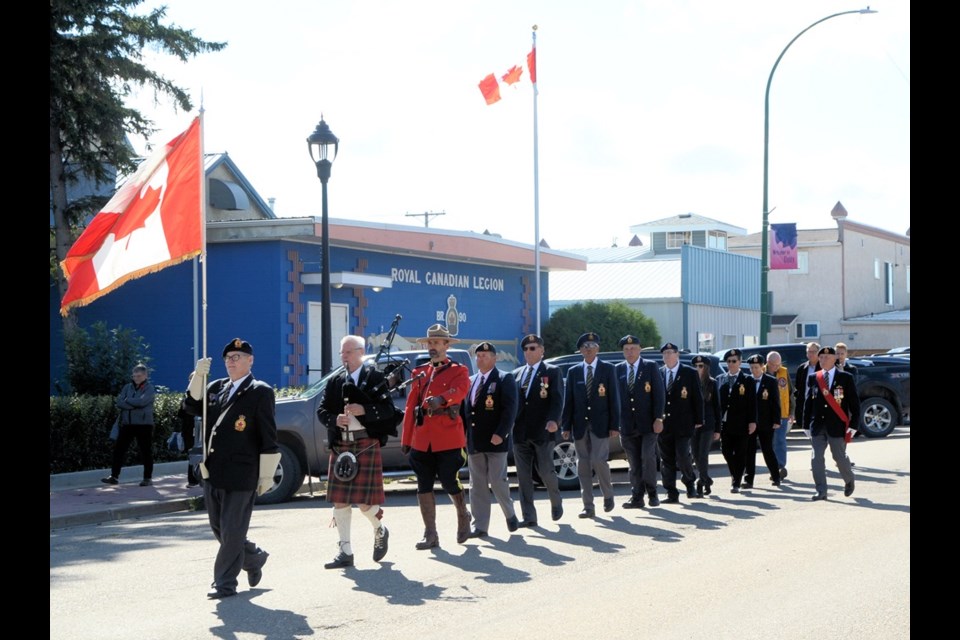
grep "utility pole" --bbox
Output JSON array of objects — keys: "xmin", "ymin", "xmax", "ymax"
[{"xmin": 405, "ymin": 210, "xmax": 446, "ymax": 227}]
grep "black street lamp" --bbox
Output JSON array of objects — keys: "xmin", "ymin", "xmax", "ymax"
[{"xmin": 307, "ymin": 117, "xmax": 339, "ymax": 375}]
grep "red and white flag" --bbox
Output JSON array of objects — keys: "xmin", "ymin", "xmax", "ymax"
[
  {"xmin": 478, "ymin": 45, "xmax": 537, "ymax": 105},
  {"xmin": 60, "ymin": 117, "xmax": 203, "ymax": 315}
]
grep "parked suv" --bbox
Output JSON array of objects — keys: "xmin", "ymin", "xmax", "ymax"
[{"xmin": 258, "ymin": 348, "xmax": 475, "ymax": 504}]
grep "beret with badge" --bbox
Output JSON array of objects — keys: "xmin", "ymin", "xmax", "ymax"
[
  {"xmin": 222, "ymin": 338, "xmax": 253, "ymax": 358},
  {"xmin": 818, "ymin": 346, "xmax": 837, "ymax": 356},
  {"xmin": 577, "ymin": 332, "xmax": 600, "ymax": 349},
  {"xmin": 619, "ymin": 335, "xmax": 641, "ymax": 348},
  {"xmin": 475, "ymin": 341, "xmax": 497, "ymax": 354},
  {"xmin": 660, "ymin": 342, "xmax": 679, "ymax": 353},
  {"xmin": 746, "ymin": 354, "xmax": 765, "ymax": 365},
  {"xmin": 723, "ymin": 348, "xmax": 743, "ymax": 360},
  {"xmin": 520, "ymin": 333, "xmax": 543, "ymax": 348}
]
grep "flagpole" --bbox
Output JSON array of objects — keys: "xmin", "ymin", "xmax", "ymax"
[
  {"xmin": 198, "ymin": 106, "xmax": 210, "ymax": 464},
  {"xmin": 531, "ymin": 25, "xmax": 541, "ymax": 335}
]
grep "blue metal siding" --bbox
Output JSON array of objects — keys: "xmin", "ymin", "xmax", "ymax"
[{"xmin": 681, "ymin": 244, "xmax": 759, "ymax": 310}]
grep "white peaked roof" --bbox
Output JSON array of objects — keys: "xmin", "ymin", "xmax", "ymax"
[{"xmin": 550, "ymin": 260, "xmax": 682, "ymax": 302}]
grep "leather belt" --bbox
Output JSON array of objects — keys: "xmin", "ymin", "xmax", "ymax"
[
  {"xmin": 426, "ymin": 404, "xmax": 460, "ymax": 420},
  {"xmin": 340, "ymin": 429, "xmax": 370, "ymax": 442}
]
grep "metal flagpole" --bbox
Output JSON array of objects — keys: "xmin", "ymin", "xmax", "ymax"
[
  {"xmin": 532, "ymin": 25, "xmax": 541, "ymax": 334},
  {"xmin": 198, "ymin": 105, "xmax": 210, "ymax": 466}
]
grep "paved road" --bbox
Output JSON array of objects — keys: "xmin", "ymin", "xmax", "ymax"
[{"xmin": 50, "ymin": 429, "xmax": 910, "ymax": 640}]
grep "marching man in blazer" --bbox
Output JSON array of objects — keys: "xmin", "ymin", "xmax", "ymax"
[
  {"xmin": 512, "ymin": 334, "xmax": 564, "ymax": 526},
  {"xmin": 804, "ymin": 346, "xmax": 860, "ymax": 501},
  {"xmin": 717, "ymin": 349, "xmax": 757, "ymax": 493},
  {"xmin": 561, "ymin": 332, "xmax": 620, "ymax": 518},
  {"xmin": 462, "ymin": 342, "xmax": 519, "ymax": 537},
  {"xmin": 658, "ymin": 342, "xmax": 702, "ymax": 504},
  {"xmin": 745, "ymin": 354, "xmax": 783, "ymax": 488}
]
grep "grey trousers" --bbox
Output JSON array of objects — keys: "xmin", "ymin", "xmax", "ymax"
[
  {"xmin": 467, "ymin": 451, "xmax": 516, "ymax": 531},
  {"xmin": 574, "ymin": 432, "xmax": 613, "ymax": 506},
  {"xmin": 513, "ymin": 439, "xmax": 562, "ymax": 522},
  {"xmin": 810, "ymin": 432, "xmax": 855, "ymax": 494},
  {"xmin": 204, "ymin": 485, "xmax": 268, "ymax": 592}
]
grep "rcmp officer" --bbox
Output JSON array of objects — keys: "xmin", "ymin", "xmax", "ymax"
[
  {"xmin": 744, "ymin": 354, "xmax": 783, "ymax": 488},
  {"xmin": 183, "ymin": 338, "xmax": 280, "ymax": 599},
  {"xmin": 511, "ymin": 334, "xmax": 564, "ymax": 526},
  {"xmin": 462, "ymin": 342, "xmax": 519, "ymax": 536},
  {"xmin": 561, "ymin": 332, "xmax": 620, "ymax": 518},
  {"xmin": 400, "ymin": 324, "xmax": 472, "ymax": 548},
  {"xmin": 804, "ymin": 346, "xmax": 860, "ymax": 500},
  {"xmin": 614, "ymin": 335, "xmax": 665, "ymax": 509},
  {"xmin": 658, "ymin": 342, "xmax": 702, "ymax": 503},
  {"xmin": 717, "ymin": 348, "xmax": 757, "ymax": 493},
  {"xmin": 317, "ymin": 335, "xmax": 397, "ymax": 569}
]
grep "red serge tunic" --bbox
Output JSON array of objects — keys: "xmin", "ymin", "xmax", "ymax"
[{"xmin": 401, "ymin": 359, "xmax": 470, "ymax": 453}]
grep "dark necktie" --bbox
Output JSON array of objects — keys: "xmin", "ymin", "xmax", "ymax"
[
  {"xmin": 520, "ymin": 366, "xmax": 534, "ymax": 396},
  {"xmin": 219, "ymin": 382, "xmax": 233, "ymax": 406},
  {"xmin": 473, "ymin": 375, "xmax": 485, "ymax": 404},
  {"xmin": 627, "ymin": 364, "xmax": 635, "ymax": 391},
  {"xmin": 667, "ymin": 369, "xmax": 674, "ymax": 388},
  {"xmin": 585, "ymin": 365, "xmax": 594, "ymax": 399}
]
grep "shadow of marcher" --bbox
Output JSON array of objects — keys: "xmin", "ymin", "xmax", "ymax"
[
  {"xmin": 211, "ymin": 592, "xmax": 313, "ymax": 639},
  {"xmin": 343, "ymin": 562, "xmax": 451, "ymax": 605}
]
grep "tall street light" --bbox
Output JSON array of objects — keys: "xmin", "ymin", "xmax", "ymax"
[
  {"xmin": 307, "ymin": 117, "xmax": 339, "ymax": 375},
  {"xmin": 760, "ymin": 7, "xmax": 876, "ymax": 344}
]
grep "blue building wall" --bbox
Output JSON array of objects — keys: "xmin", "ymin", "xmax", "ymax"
[{"xmin": 51, "ymin": 239, "xmax": 548, "ymax": 393}]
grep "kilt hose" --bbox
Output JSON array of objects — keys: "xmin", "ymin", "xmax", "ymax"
[{"xmin": 326, "ymin": 437, "xmax": 386, "ymax": 505}]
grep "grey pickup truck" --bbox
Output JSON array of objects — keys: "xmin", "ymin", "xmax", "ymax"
[{"xmin": 257, "ymin": 348, "xmax": 475, "ymax": 504}]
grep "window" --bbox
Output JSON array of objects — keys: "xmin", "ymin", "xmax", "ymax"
[
  {"xmin": 795, "ymin": 322, "xmax": 820, "ymax": 339},
  {"xmin": 788, "ymin": 251, "xmax": 809, "ymax": 274},
  {"xmin": 885, "ymin": 262, "xmax": 894, "ymax": 305},
  {"xmin": 875, "ymin": 259, "xmax": 881, "ymax": 279},
  {"xmin": 707, "ymin": 231, "xmax": 727, "ymax": 250},
  {"xmin": 743, "ymin": 335, "xmax": 759, "ymax": 347},
  {"xmin": 697, "ymin": 332, "xmax": 715, "ymax": 353},
  {"xmin": 666, "ymin": 231, "xmax": 692, "ymax": 249}
]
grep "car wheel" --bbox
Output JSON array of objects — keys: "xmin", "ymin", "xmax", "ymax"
[
  {"xmin": 551, "ymin": 440, "xmax": 581, "ymax": 491},
  {"xmin": 859, "ymin": 397, "xmax": 897, "ymax": 438},
  {"xmin": 255, "ymin": 443, "xmax": 303, "ymax": 505}
]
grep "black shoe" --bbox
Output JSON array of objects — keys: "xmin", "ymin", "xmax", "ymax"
[
  {"xmin": 663, "ymin": 495, "xmax": 680, "ymax": 504},
  {"xmin": 686, "ymin": 485, "xmax": 697, "ymax": 499},
  {"xmin": 207, "ymin": 588, "xmax": 236, "ymax": 599},
  {"xmin": 139, "ymin": 479, "xmax": 152, "ymax": 487},
  {"xmin": 622, "ymin": 497, "xmax": 644, "ymax": 509},
  {"xmin": 779, "ymin": 467, "xmax": 788, "ymax": 480},
  {"xmin": 603, "ymin": 497, "xmax": 615, "ymax": 513},
  {"xmin": 247, "ymin": 551, "xmax": 269, "ymax": 587},
  {"xmin": 696, "ymin": 486, "xmax": 704, "ymax": 498},
  {"xmin": 647, "ymin": 493, "xmax": 660, "ymax": 507},
  {"xmin": 811, "ymin": 493, "xmax": 828, "ymax": 501},
  {"xmin": 771, "ymin": 479, "xmax": 781, "ymax": 487},
  {"xmin": 551, "ymin": 504, "xmax": 563, "ymax": 521},
  {"xmin": 467, "ymin": 528, "xmax": 488, "ymax": 538},
  {"xmin": 518, "ymin": 520, "xmax": 538, "ymax": 528},
  {"xmin": 101, "ymin": 476, "xmax": 118, "ymax": 485},
  {"xmin": 742, "ymin": 482, "xmax": 753, "ymax": 490},
  {"xmin": 703, "ymin": 483, "xmax": 712, "ymax": 496},
  {"xmin": 186, "ymin": 482, "xmax": 200, "ymax": 488},
  {"xmin": 373, "ymin": 525, "xmax": 389, "ymax": 562},
  {"xmin": 506, "ymin": 515, "xmax": 519, "ymax": 532},
  {"xmin": 730, "ymin": 485, "xmax": 740, "ymax": 494},
  {"xmin": 578, "ymin": 507, "xmax": 595, "ymax": 519},
  {"xmin": 844, "ymin": 480, "xmax": 855, "ymax": 497},
  {"xmin": 324, "ymin": 551, "xmax": 354, "ymax": 569}
]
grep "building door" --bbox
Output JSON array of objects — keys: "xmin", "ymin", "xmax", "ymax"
[{"xmin": 307, "ymin": 302, "xmax": 349, "ymax": 385}]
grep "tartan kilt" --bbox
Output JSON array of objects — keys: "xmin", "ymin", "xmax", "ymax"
[{"xmin": 326, "ymin": 437, "xmax": 386, "ymax": 505}]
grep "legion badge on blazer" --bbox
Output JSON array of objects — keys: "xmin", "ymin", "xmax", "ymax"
[
  {"xmin": 597, "ymin": 383, "xmax": 606, "ymax": 397},
  {"xmin": 644, "ymin": 381, "xmax": 651, "ymax": 393},
  {"xmin": 762, "ymin": 388, "xmax": 769, "ymax": 400},
  {"xmin": 680, "ymin": 386, "xmax": 688, "ymax": 399},
  {"xmin": 738, "ymin": 384, "xmax": 745, "ymax": 396},
  {"xmin": 485, "ymin": 394, "xmax": 495, "ymax": 409},
  {"xmin": 235, "ymin": 415, "xmax": 247, "ymax": 431}
]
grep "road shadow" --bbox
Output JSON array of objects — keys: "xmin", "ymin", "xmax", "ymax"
[
  {"xmin": 595, "ymin": 513, "xmax": 684, "ymax": 542},
  {"xmin": 635, "ymin": 505, "xmax": 729, "ymax": 531},
  {"xmin": 211, "ymin": 591, "xmax": 313, "ymax": 639},
  {"xmin": 547, "ymin": 522, "xmax": 627, "ymax": 554},
  {"xmin": 481, "ymin": 532, "xmax": 576, "ymax": 567},
  {"xmin": 339, "ymin": 561, "xmax": 451, "ymax": 605},
  {"xmin": 429, "ymin": 544, "xmax": 532, "ymax": 585}
]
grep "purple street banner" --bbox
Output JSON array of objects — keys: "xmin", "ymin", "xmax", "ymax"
[{"xmin": 770, "ymin": 223, "xmax": 798, "ymax": 270}]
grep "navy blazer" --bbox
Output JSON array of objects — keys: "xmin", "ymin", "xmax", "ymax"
[
  {"xmin": 803, "ymin": 368, "xmax": 861, "ymax": 438},
  {"xmin": 616, "ymin": 358, "xmax": 666, "ymax": 436},
  {"xmin": 750, "ymin": 373, "xmax": 782, "ymax": 432},
  {"xmin": 183, "ymin": 375, "xmax": 279, "ymax": 492},
  {"xmin": 660, "ymin": 363, "xmax": 703, "ymax": 437},
  {"xmin": 700, "ymin": 376, "xmax": 722, "ymax": 432},
  {"xmin": 794, "ymin": 361, "xmax": 820, "ymax": 429},
  {"xmin": 561, "ymin": 359, "xmax": 620, "ymax": 440},
  {"xmin": 462, "ymin": 367, "xmax": 518, "ymax": 453},
  {"xmin": 512, "ymin": 361, "xmax": 563, "ymax": 443},
  {"xmin": 717, "ymin": 370, "xmax": 758, "ymax": 436}
]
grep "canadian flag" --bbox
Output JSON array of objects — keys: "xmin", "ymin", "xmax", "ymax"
[
  {"xmin": 60, "ymin": 117, "xmax": 203, "ymax": 315},
  {"xmin": 478, "ymin": 45, "xmax": 537, "ymax": 105}
]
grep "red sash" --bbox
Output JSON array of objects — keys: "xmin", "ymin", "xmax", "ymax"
[{"xmin": 815, "ymin": 370, "xmax": 852, "ymax": 442}]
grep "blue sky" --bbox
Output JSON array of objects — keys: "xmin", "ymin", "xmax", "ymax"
[{"xmin": 128, "ymin": 0, "xmax": 910, "ymax": 250}]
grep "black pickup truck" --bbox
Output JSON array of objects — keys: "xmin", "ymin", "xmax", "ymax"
[{"xmin": 715, "ymin": 344, "xmax": 910, "ymax": 438}]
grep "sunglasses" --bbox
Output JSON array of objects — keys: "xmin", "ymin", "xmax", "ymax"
[
  {"xmin": 726, "ymin": 359, "xmax": 740, "ymax": 364},
  {"xmin": 695, "ymin": 364, "xmax": 706, "ymax": 368},
  {"xmin": 523, "ymin": 345, "xmax": 540, "ymax": 351}
]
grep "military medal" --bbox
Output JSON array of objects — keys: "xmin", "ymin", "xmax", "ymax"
[
  {"xmin": 235, "ymin": 415, "xmax": 247, "ymax": 431},
  {"xmin": 598, "ymin": 383, "xmax": 606, "ymax": 397},
  {"xmin": 540, "ymin": 376, "xmax": 549, "ymax": 399},
  {"xmin": 835, "ymin": 386, "xmax": 844, "ymax": 401}
]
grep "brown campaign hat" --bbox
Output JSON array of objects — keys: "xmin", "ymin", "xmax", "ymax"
[{"xmin": 417, "ymin": 324, "xmax": 459, "ymax": 344}]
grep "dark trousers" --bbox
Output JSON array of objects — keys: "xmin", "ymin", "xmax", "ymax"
[
  {"xmin": 691, "ymin": 427, "xmax": 716, "ymax": 487},
  {"xmin": 182, "ymin": 422, "xmax": 199, "ymax": 485},
  {"xmin": 409, "ymin": 447, "xmax": 467, "ymax": 495},
  {"xmin": 110, "ymin": 423, "xmax": 154, "ymax": 480},
  {"xmin": 204, "ymin": 484, "xmax": 265, "ymax": 593},
  {"xmin": 721, "ymin": 431, "xmax": 750, "ymax": 487},
  {"xmin": 659, "ymin": 432, "xmax": 695, "ymax": 497},
  {"xmin": 745, "ymin": 430, "xmax": 780, "ymax": 484},
  {"xmin": 513, "ymin": 438, "xmax": 561, "ymax": 522},
  {"xmin": 621, "ymin": 432, "xmax": 660, "ymax": 498}
]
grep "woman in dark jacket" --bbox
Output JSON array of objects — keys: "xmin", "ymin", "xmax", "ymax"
[
  {"xmin": 102, "ymin": 364, "xmax": 156, "ymax": 486},
  {"xmin": 691, "ymin": 355, "xmax": 721, "ymax": 497}
]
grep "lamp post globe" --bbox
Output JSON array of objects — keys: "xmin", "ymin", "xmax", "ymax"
[{"xmin": 307, "ymin": 117, "xmax": 339, "ymax": 375}]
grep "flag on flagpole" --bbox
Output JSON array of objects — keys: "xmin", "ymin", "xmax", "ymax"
[
  {"xmin": 60, "ymin": 117, "xmax": 203, "ymax": 315},
  {"xmin": 770, "ymin": 223, "xmax": 798, "ymax": 270},
  {"xmin": 478, "ymin": 45, "xmax": 537, "ymax": 105}
]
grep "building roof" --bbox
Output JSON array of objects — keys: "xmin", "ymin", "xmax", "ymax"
[
  {"xmin": 566, "ymin": 245, "xmax": 651, "ymax": 263},
  {"xmin": 549, "ymin": 260, "xmax": 682, "ymax": 302},
  {"xmin": 844, "ymin": 309, "xmax": 910, "ymax": 323},
  {"xmin": 630, "ymin": 213, "xmax": 747, "ymax": 236},
  {"xmin": 771, "ymin": 314, "xmax": 798, "ymax": 326}
]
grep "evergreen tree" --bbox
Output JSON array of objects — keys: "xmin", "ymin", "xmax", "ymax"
[{"xmin": 542, "ymin": 301, "xmax": 661, "ymax": 356}]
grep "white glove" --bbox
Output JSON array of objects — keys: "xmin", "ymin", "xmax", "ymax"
[
  {"xmin": 187, "ymin": 358, "xmax": 212, "ymax": 400},
  {"xmin": 257, "ymin": 452, "xmax": 282, "ymax": 496}
]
